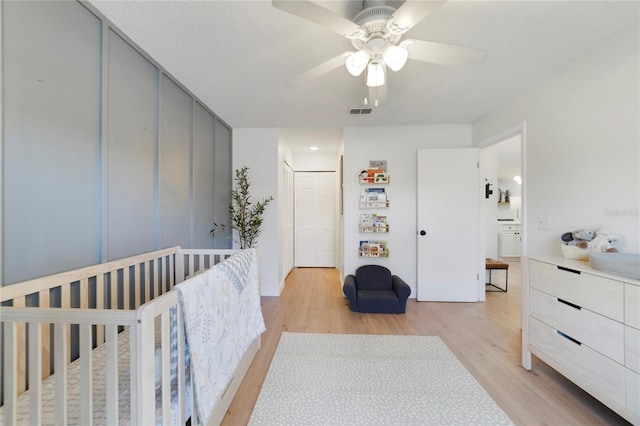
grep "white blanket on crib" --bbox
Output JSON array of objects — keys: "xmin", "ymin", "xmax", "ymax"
[{"xmin": 176, "ymin": 249, "xmax": 265, "ymax": 425}]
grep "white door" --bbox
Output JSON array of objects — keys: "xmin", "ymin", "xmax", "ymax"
[
  {"xmin": 295, "ymin": 172, "xmax": 336, "ymax": 267},
  {"xmin": 417, "ymin": 149, "xmax": 482, "ymax": 301}
]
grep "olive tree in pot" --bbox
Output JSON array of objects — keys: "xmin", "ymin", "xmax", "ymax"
[{"xmin": 211, "ymin": 166, "xmax": 274, "ymax": 249}]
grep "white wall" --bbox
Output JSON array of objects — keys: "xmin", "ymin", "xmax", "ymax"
[
  {"xmin": 233, "ymin": 128, "xmax": 281, "ymax": 296},
  {"xmin": 293, "ymin": 154, "xmax": 337, "ymax": 171},
  {"xmin": 473, "ymin": 26, "xmax": 640, "ymax": 256},
  {"xmin": 343, "ymin": 125, "xmax": 472, "ymax": 297}
]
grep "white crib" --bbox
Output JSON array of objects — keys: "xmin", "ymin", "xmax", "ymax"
[{"xmin": 0, "ymin": 247, "xmax": 262, "ymax": 425}]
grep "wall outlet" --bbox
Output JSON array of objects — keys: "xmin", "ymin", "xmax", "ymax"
[{"xmin": 537, "ymin": 215, "xmax": 551, "ymax": 230}]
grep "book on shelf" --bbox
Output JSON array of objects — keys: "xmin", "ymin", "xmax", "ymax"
[
  {"xmin": 359, "ymin": 240, "xmax": 388, "ymax": 257},
  {"xmin": 359, "ymin": 161, "xmax": 389, "ymax": 183},
  {"xmin": 369, "ymin": 160, "xmax": 387, "ymax": 172},
  {"xmin": 360, "ymin": 188, "xmax": 387, "ymax": 205},
  {"xmin": 360, "ymin": 214, "xmax": 388, "ymax": 231}
]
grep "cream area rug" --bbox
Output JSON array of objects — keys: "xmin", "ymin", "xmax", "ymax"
[{"xmin": 248, "ymin": 332, "xmax": 513, "ymax": 425}]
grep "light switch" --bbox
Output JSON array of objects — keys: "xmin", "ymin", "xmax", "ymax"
[{"xmin": 537, "ymin": 215, "xmax": 551, "ymax": 230}]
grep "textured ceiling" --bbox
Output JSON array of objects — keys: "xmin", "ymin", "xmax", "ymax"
[{"xmin": 88, "ymin": 0, "xmax": 639, "ymax": 153}]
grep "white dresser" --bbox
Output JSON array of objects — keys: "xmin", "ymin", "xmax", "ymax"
[{"xmin": 522, "ymin": 255, "xmax": 639, "ymax": 425}]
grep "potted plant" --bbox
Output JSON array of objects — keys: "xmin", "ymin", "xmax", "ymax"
[{"xmin": 211, "ymin": 166, "xmax": 274, "ymax": 249}]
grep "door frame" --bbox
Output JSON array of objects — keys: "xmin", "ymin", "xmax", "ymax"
[{"xmin": 477, "ymin": 121, "xmax": 527, "ymax": 302}]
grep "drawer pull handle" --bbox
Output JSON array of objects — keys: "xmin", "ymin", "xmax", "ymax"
[
  {"xmin": 557, "ymin": 266, "xmax": 581, "ymax": 275},
  {"xmin": 556, "ymin": 330, "xmax": 581, "ymax": 346},
  {"xmin": 557, "ymin": 298, "xmax": 582, "ymax": 310}
]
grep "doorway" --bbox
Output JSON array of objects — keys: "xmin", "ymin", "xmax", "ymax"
[
  {"xmin": 482, "ymin": 135, "xmax": 523, "ymax": 260},
  {"xmin": 294, "ymin": 171, "xmax": 337, "ymax": 267},
  {"xmin": 479, "ymin": 122, "xmax": 526, "ymax": 298}
]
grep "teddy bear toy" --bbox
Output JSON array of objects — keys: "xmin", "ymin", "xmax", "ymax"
[
  {"xmin": 588, "ymin": 227, "xmax": 620, "ymax": 253},
  {"xmin": 561, "ymin": 229, "xmax": 595, "ymax": 249},
  {"xmin": 561, "ymin": 228, "xmax": 621, "ymax": 252}
]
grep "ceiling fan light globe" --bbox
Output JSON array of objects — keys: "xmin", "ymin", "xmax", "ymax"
[
  {"xmin": 345, "ymin": 50, "xmax": 370, "ymax": 76},
  {"xmin": 366, "ymin": 61, "xmax": 385, "ymax": 87},
  {"xmin": 382, "ymin": 45, "xmax": 408, "ymax": 71}
]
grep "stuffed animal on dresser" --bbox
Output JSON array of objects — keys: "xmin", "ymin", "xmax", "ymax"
[
  {"xmin": 561, "ymin": 229, "xmax": 595, "ymax": 248},
  {"xmin": 588, "ymin": 227, "xmax": 621, "ymax": 253}
]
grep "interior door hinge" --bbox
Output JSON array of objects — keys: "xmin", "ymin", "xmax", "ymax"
[
  {"xmin": 477, "ymin": 162, "xmax": 480, "ymax": 169},
  {"xmin": 477, "ymin": 273, "xmax": 480, "ymax": 280}
]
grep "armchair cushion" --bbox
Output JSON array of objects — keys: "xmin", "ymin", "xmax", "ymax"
[{"xmin": 343, "ymin": 265, "xmax": 411, "ymax": 314}]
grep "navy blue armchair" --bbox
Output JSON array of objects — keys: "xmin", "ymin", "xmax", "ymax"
[{"xmin": 343, "ymin": 265, "xmax": 411, "ymax": 314}]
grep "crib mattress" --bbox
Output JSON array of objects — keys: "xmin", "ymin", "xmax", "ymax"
[{"xmin": 0, "ymin": 328, "xmax": 191, "ymax": 425}]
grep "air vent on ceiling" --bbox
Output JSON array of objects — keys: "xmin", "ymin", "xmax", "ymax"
[{"xmin": 349, "ymin": 108, "xmax": 373, "ymax": 115}]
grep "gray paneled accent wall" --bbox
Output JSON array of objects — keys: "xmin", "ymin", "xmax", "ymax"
[
  {"xmin": 193, "ymin": 102, "xmax": 216, "ymax": 249},
  {"xmin": 213, "ymin": 121, "xmax": 233, "ymax": 248},
  {"xmin": 159, "ymin": 76, "xmax": 192, "ymax": 249},
  {"xmin": 1, "ymin": 1, "xmax": 233, "ymax": 286},
  {"xmin": 106, "ymin": 30, "xmax": 158, "ymax": 260},
  {"xmin": 3, "ymin": 1, "xmax": 102, "ymax": 284}
]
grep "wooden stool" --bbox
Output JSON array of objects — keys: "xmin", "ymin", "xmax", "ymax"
[{"xmin": 485, "ymin": 258, "xmax": 509, "ymax": 292}]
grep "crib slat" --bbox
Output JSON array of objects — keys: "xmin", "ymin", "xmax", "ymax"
[
  {"xmin": 157, "ymin": 257, "xmax": 163, "ymax": 296},
  {"xmin": 60, "ymin": 283, "xmax": 71, "ymax": 363},
  {"xmin": 4, "ymin": 321, "xmax": 18, "ymax": 426},
  {"xmin": 169, "ymin": 255, "xmax": 175, "ymax": 290},
  {"xmin": 54, "ymin": 322, "xmax": 68, "ymax": 425},
  {"xmin": 79, "ymin": 323, "xmax": 93, "ymax": 425},
  {"xmin": 129, "ymin": 325, "xmax": 138, "ymax": 421},
  {"xmin": 144, "ymin": 261, "xmax": 151, "ymax": 303},
  {"xmin": 96, "ymin": 274, "xmax": 105, "ymax": 345},
  {"xmin": 175, "ymin": 253, "xmax": 185, "ymax": 284},
  {"xmin": 132, "ymin": 306, "xmax": 155, "ymax": 425},
  {"xmin": 12, "ymin": 296, "xmax": 26, "ymax": 394},
  {"xmin": 80, "ymin": 277, "xmax": 89, "ymax": 310},
  {"xmin": 123, "ymin": 267, "xmax": 130, "ymax": 310},
  {"xmin": 188, "ymin": 255, "xmax": 194, "ymax": 281},
  {"xmin": 110, "ymin": 270, "xmax": 118, "ymax": 309},
  {"xmin": 105, "ymin": 325, "xmax": 119, "ymax": 426},
  {"xmin": 134, "ymin": 264, "xmax": 141, "ymax": 308},
  {"xmin": 28, "ymin": 322, "xmax": 43, "ymax": 425},
  {"xmin": 39, "ymin": 289, "xmax": 51, "ymax": 379},
  {"xmin": 161, "ymin": 311, "xmax": 171, "ymax": 425}
]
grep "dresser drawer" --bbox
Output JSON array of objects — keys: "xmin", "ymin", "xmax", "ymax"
[
  {"xmin": 627, "ymin": 368, "xmax": 640, "ymax": 418},
  {"xmin": 626, "ymin": 325, "xmax": 640, "ymax": 374},
  {"xmin": 529, "ymin": 317, "xmax": 626, "ymax": 407},
  {"xmin": 530, "ymin": 288, "xmax": 624, "ymax": 364},
  {"xmin": 626, "ymin": 284, "xmax": 640, "ymax": 329},
  {"xmin": 530, "ymin": 260, "xmax": 624, "ymax": 322}
]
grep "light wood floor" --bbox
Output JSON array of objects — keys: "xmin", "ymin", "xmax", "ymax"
[{"xmin": 222, "ymin": 261, "xmax": 630, "ymax": 425}]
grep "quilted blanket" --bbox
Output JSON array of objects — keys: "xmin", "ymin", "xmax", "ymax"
[{"xmin": 176, "ymin": 249, "xmax": 265, "ymax": 424}]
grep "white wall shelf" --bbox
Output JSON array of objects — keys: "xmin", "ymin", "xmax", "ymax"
[
  {"xmin": 359, "ymin": 225, "xmax": 389, "ymax": 233},
  {"xmin": 359, "ymin": 200, "xmax": 389, "ymax": 209},
  {"xmin": 359, "ymin": 175, "xmax": 390, "ymax": 184}
]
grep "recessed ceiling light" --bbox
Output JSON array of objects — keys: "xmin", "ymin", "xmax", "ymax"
[{"xmin": 310, "ymin": 146, "xmax": 319, "ymax": 151}]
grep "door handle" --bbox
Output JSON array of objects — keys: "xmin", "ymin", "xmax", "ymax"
[{"xmin": 419, "ymin": 230, "xmax": 427, "ymax": 236}]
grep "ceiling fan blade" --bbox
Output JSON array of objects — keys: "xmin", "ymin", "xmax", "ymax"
[
  {"xmin": 272, "ymin": 0, "xmax": 361, "ymax": 37},
  {"xmin": 390, "ymin": 1, "xmax": 447, "ymax": 33},
  {"xmin": 405, "ymin": 39, "xmax": 488, "ymax": 69},
  {"xmin": 286, "ymin": 52, "xmax": 351, "ymax": 88}
]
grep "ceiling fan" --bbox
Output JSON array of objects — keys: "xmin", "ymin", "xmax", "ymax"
[{"xmin": 273, "ymin": 0, "xmax": 488, "ymax": 107}]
